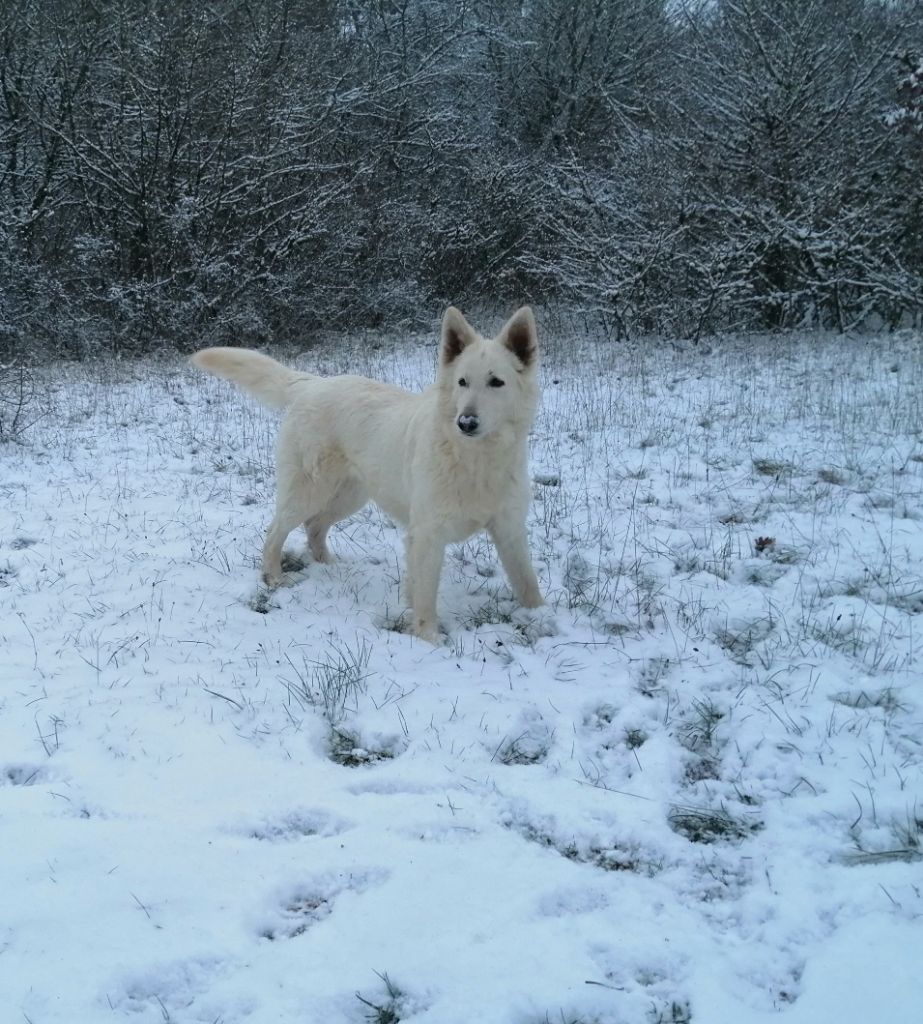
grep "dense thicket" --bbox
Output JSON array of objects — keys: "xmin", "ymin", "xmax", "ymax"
[{"xmin": 1, "ymin": 0, "xmax": 920, "ymax": 356}]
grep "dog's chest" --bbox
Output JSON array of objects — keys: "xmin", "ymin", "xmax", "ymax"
[{"xmin": 440, "ymin": 457, "xmax": 520, "ymax": 536}]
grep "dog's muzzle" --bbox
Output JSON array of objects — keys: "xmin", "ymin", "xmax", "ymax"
[{"xmin": 457, "ymin": 414, "xmax": 479, "ymax": 436}]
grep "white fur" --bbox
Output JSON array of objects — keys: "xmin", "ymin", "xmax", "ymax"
[{"xmin": 191, "ymin": 307, "xmax": 545, "ymax": 643}]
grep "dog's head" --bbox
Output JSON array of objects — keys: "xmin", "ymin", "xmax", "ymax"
[{"xmin": 438, "ymin": 306, "xmax": 539, "ymax": 441}]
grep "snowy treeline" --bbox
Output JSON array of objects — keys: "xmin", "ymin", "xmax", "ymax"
[{"xmin": 1, "ymin": 0, "xmax": 921, "ymax": 357}]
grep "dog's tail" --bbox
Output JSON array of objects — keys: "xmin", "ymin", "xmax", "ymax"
[{"xmin": 190, "ymin": 348, "xmax": 313, "ymax": 410}]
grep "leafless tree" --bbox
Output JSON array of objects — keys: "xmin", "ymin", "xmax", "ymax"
[{"xmin": 0, "ymin": 0, "xmax": 920, "ymax": 357}]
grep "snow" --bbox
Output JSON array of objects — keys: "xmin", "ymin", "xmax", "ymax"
[{"xmin": 2, "ymin": 329, "xmax": 922, "ymax": 1023}]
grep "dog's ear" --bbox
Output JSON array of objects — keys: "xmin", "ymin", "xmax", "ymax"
[
  {"xmin": 441, "ymin": 307, "xmax": 477, "ymax": 365},
  {"xmin": 498, "ymin": 306, "xmax": 538, "ymax": 369}
]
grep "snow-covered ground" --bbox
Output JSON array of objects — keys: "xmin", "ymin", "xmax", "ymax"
[{"xmin": 2, "ymin": 326, "xmax": 922, "ymax": 1024}]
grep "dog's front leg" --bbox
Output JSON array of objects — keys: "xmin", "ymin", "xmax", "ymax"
[
  {"xmin": 489, "ymin": 518, "xmax": 544, "ymax": 608},
  {"xmin": 406, "ymin": 528, "xmax": 446, "ymax": 644}
]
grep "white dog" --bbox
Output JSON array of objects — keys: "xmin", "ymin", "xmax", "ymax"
[{"xmin": 191, "ymin": 306, "xmax": 545, "ymax": 643}]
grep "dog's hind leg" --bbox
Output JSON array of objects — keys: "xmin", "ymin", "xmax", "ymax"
[
  {"xmin": 262, "ymin": 487, "xmax": 309, "ymax": 587},
  {"xmin": 304, "ymin": 515, "xmax": 335, "ymax": 564},
  {"xmin": 303, "ymin": 475, "xmax": 368, "ymax": 564}
]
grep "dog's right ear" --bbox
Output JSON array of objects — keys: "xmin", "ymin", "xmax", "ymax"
[{"xmin": 441, "ymin": 307, "xmax": 477, "ymax": 365}]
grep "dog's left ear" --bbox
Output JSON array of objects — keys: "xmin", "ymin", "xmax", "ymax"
[
  {"xmin": 498, "ymin": 307, "xmax": 538, "ymax": 369},
  {"xmin": 441, "ymin": 306, "xmax": 478, "ymax": 365}
]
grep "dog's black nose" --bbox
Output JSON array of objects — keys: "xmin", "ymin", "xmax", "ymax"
[{"xmin": 457, "ymin": 414, "xmax": 479, "ymax": 435}]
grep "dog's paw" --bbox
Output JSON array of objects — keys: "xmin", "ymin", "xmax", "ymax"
[
  {"xmin": 412, "ymin": 619, "xmax": 445, "ymax": 646},
  {"xmin": 512, "ymin": 604, "xmax": 558, "ymax": 641},
  {"xmin": 262, "ymin": 571, "xmax": 295, "ymax": 589}
]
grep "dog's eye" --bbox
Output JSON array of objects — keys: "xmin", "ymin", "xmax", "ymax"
[
  {"xmin": 488, "ymin": 377, "xmax": 505, "ymax": 388},
  {"xmin": 458, "ymin": 377, "xmax": 468, "ymax": 387}
]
